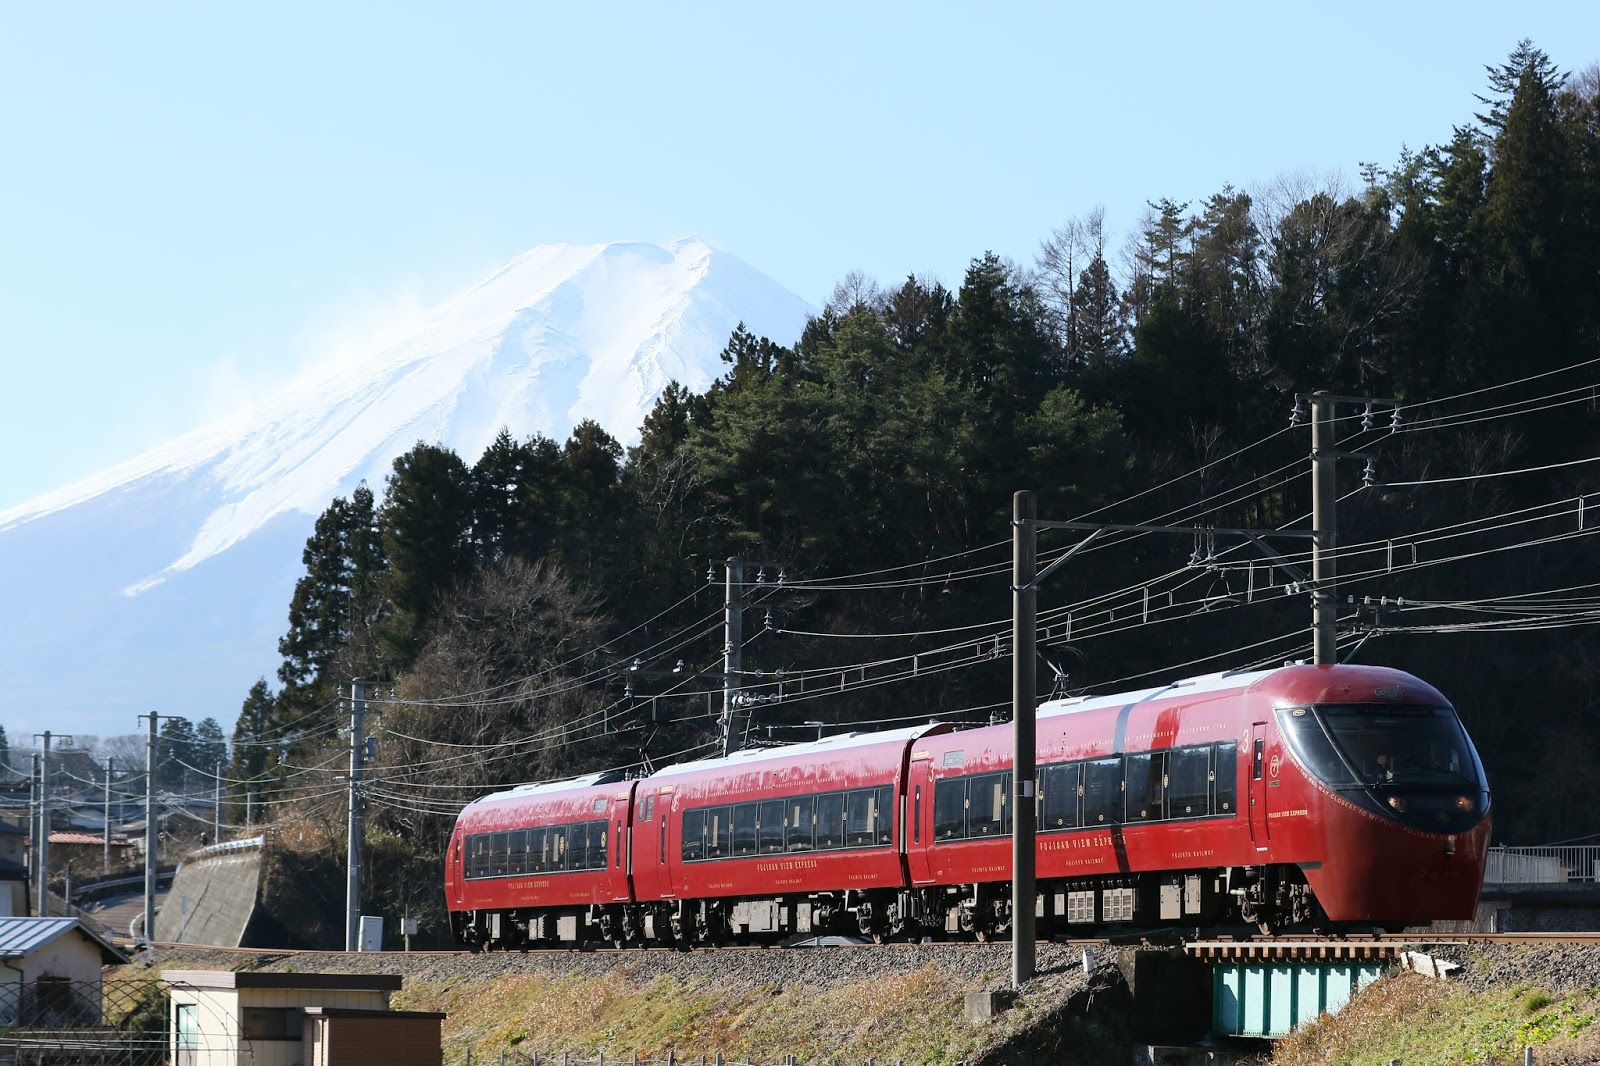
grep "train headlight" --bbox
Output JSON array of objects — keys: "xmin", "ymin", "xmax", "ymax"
[
  {"xmin": 1386, "ymin": 795, "xmax": 1407, "ymax": 813},
  {"xmin": 1454, "ymin": 795, "xmax": 1474, "ymax": 812}
]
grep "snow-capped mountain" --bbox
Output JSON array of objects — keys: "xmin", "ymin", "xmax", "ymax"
[{"xmin": 0, "ymin": 239, "xmax": 813, "ymax": 740}]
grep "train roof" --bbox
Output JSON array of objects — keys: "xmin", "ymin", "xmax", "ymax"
[
  {"xmin": 1037, "ymin": 666, "xmax": 1273, "ymax": 720},
  {"xmin": 1035, "ymin": 662, "xmax": 1440, "ymax": 720},
  {"xmin": 468, "ymin": 769, "xmax": 628, "ymax": 807},
  {"xmin": 643, "ymin": 721, "xmax": 954, "ymax": 782}
]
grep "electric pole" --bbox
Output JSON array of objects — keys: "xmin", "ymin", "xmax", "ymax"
[
  {"xmin": 721, "ymin": 559, "xmax": 744, "ymax": 757},
  {"xmin": 1011, "ymin": 491, "xmax": 1038, "ymax": 988},
  {"xmin": 1311, "ymin": 392, "xmax": 1338, "ymax": 665},
  {"xmin": 28, "ymin": 753, "xmax": 39, "ymax": 916},
  {"xmin": 34, "ymin": 731, "xmax": 70, "ymax": 917},
  {"xmin": 142, "ymin": 712, "xmax": 158, "ymax": 948},
  {"xmin": 1298, "ymin": 390, "xmax": 1398, "ymax": 664},
  {"xmin": 213, "ymin": 761, "xmax": 222, "ymax": 845},
  {"xmin": 346, "ymin": 678, "xmax": 367, "ymax": 951},
  {"xmin": 103, "ymin": 758, "xmax": 114, "ymax": 875}
]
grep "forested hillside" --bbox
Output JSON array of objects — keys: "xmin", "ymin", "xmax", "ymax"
[{"xmin": 231, "ymin": 43, "xmax": 1600, "ymax": 944}]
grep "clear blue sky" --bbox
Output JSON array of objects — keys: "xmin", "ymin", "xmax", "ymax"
[{"xmin": 2, "ymin": 2, "xmax": 1596, "ymax": 510}]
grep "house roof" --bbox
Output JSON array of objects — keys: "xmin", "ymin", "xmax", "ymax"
[
  {"xmin": 162, "ymin": 971, "xmax": 403, "ymax": 992},
  {"xmin": 0, "ymin": 917, "xmax": 127, "ymax": 964},
  {"xmin": 47, "ymin": 832, "xmax": 132, "ymax": 847}
]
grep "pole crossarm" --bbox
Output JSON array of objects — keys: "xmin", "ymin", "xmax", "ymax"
[{"xmin": 1016, "ymin": 520, "xmax": 1313, "ymax": 593}]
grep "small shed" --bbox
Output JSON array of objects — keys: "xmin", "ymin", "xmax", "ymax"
[
  {"xmin": 303, "ymin": 1006, "xmax": 445, "ymax": 1066},
  {"xmin": 0, "ymin": 916, "xmax": 128, "ymax": 1026},
  {"xmin": 162, "ymin": 970, "xmax": 444, "ymax": 1066}
]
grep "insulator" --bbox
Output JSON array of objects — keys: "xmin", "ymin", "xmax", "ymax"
[
  {"xmin": 674, "ymin": 659, "xmax": 685, "ymax": 673},
  {"xmin": 1289, "ymin": 399, "xmax": 1305, "ymax": 427},
  {"xmin": 1362, "ymin": 458, "xmax": 1378, "ymax": 488},
  {"xmin": 1361, "ymin": 402, "xmax": 1374, "ymax": 431},
  {"xmin": 764, "ymin": 609, "xmax": 775, "ymax": 632},
  {"xmin": 631, "ymin": 657, "xmax": 643, "ymax": 671},
  {"xmin": 756, "ymin": 568, "xmax": 767, "ymax": 584},
  {"xmin": 777, "ymin": 569, "xmax": 787, "ymax": 585},
  {"xmin": 706, "ymin": 563, "xmax": 716, "ymax": 582},
  {"xmin": 1390, "ymin": 407, "xmax": 1404, "ymax": 433}
]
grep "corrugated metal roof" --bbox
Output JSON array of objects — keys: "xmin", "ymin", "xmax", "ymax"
[
  {"xmin": 0, "ymin": 917, "xmax": 83, "ymax": 957},
  {"xmin": 0, "ymin": 917, "xmax": 127, "ymax": 963}
]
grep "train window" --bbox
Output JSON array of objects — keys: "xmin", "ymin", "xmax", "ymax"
[
  {"xmin": 877, "ymin": 786, "xmax": 893, "ymax": 844},
  {"xmin": 489, "ymin": 832, "xmax": 509, "ymax": 875},
  {"xmin": 1124, "ymin": 753, "xmax": 1165, "ymax": 821},
  {"xmin": 507, "ymin": 829, "xmax": 529, "ymax": 874},
  {"xmin": 733, "ymin": 804, "xmax": 758, "ymax": 855},
  {"xmin": 590, "ymin": 820, "xmax": 609, "ymax": 870},
  {"xmin": 466, "ymin": 835, "xmax": 488, "ymax": 879},
  {"xmin": 913, "ymin": 785, "xmax": 921, "ymax": 843},
  {"xmin": 816, "ymin": 793, "xmax": 845, "ymax": 850},
  {"xmin": 1214, "ymin": 742, "xmax": 1239, "ymax": 813},
  {"xmin": 553, "ymin": 825, "xmax": 572, "ymax": 870},
  {"xmin": 787, "ymin": 796, "xmax": 815, "ymax": 852},
  {"xmin": 526, "ymin": 827, "xmax": 547, "ymax": 873},
  {"xmin": 1252, "ymin": 737, "xmax": 1265, "ymax": 780},
  {"xmin": 565, "ymin": 824, "xmax": 587, "ymax": 871},
  {"xmin": 643, "ymin": 795, "xmax": 655, "ymax": 822},
  {"xmin": 707, "ymin": 807, "xmax": 732, "ymax": 859},
  {"xmin": 758, "ymin": 800, "xmax": 786, "ymax": 853},
  {"xmin": 933, "ymin": 778, "xmax": 967, "ymax": 841},
  {"xmin": 1167, "ymin": 747, "xmax": 1210, "ymax": 818},
  {"xmin": 681, "ymin": 809, "xmax": 706, "ymax": 862},
  {"xmin": 845, "ymin": 789, "xmax": 878, "ymax": 847},
  {"xmin": 1083, "ymin": 758, "xmax": 1124, "ymax": 825},
  {"xmin": 1040, "ymin": 763, "xmax": 1079, "ymax": 830},
  {"xmin": 967, "ymin": 772, "xmax": 1008, "ymax": 836}
]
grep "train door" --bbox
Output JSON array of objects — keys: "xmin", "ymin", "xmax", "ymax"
[
  {"xmin": 904, "ymin": 760, "xmax": 935, "ymax": 885},
  {"xmin": 1247, "ymin": 723, "xmax": 1269, "ymax": 849},
  {"xmin": 448, "ymin": 831, "xmax": 465, "ymax": 907},
  {"xmin": 659, "ymin": 788, "xmax": 679, "ymax": 898}
]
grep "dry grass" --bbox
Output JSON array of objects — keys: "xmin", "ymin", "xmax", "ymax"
[{"xmin": 1272, "ymin": 972, "xmax": 1600, "ymax": 1066}]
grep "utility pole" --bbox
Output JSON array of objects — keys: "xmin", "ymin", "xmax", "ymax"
[
  {"xmin": 1310, "ymin": 392, "xmax": 1338, "ymax": 665},
  {"xmin": 247, "ymin": 791, "xmax": 255, "ymax": 829},
  {"xmin": 1297, "ymin": 390, "xmax": 1398, "ymax": 664},
  {"xmin": 103, "ymin": 758, "xmax": 114, "ymax": 875},
  {"xmin": 1008, "ymin": 498, "xmax": 1318, "ymax": 986},
  {"xmin": 28, "ymin": 754, "xmax": 39, "ymax": 916},
  {"xmin": 1011, "ymin": 491, "xmax": 1038, "ymax": 989},
  {"xmin": 346, "ymin": 678, "xmax": 367, "ymax": 952},
  {"xmin": 34, "ymin": 731, "xmax": 70, "ymax": 917},
  {"xmin": 212, "ymin": 761, "xmax": 222, "ymax": 845},
  {"xmin": 142, "ymin": 712, "xmax": 158, "ymax": 948},
  {"xmin": 721, "ymin": 559, "xmax": 744, "ymax": 757}
]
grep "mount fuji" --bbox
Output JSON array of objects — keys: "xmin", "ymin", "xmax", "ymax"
[{"xmin": 0, "ymin": 239, "xmax": 813, "ymax": 740}]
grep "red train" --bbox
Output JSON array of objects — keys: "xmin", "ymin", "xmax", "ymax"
[{"xmin": 446, "ymin": 663, "xmax": 1491, "ymax": 948}]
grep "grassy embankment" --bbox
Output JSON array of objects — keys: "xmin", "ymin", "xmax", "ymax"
[
  {"xmin": 109, "ymin": 952, "xmax": 1123, "ymax": 1065},
  {"xmin": 1273, "ymin": 972, "xmax": 1600, "ymax": 1066}
]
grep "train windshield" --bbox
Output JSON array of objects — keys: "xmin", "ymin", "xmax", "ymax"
[
  {"xmin": 1315, "ymin": 704, "xmax": 1482, "ymax": 790},
  {"xmin": 1277, "ymin": 702, "xmax": 1490, "ymax": 831}
]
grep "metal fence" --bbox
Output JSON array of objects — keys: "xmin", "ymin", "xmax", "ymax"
[
  {"xmin": 1484, "ymin": 845, "xmax": 1600, "ymax": 885},
  {"xmin": 0, "ymin": 976, "xmax": 166, "ymax": 1066}
]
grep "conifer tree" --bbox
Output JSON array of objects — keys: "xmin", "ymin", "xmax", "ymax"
[{"xmin": 228, "ymin": 680, "xmax": 274, "ymax": 818}]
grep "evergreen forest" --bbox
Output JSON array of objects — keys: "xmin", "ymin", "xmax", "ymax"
[{"xmin": 227, "ymin": 44, "xmax": 1600, "ymax": 945}]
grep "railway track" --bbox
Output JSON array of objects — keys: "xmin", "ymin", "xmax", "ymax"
[{"xmin": 133, "ymin": 930, "xmax": 1600, "ymax": 960}]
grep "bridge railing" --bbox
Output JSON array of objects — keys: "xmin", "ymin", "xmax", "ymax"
[{"xmin": 1484, "ymin": 845, "xmax": 1600, "ymax": 884}]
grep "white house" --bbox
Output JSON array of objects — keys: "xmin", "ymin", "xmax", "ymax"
[
  {"xmin": 162, "ymin": 970, "xmax": 443, "ymax": 1066},
  {"xmin": 0, "ymin": 916, "xmax": 128, "ymax": 1027}
]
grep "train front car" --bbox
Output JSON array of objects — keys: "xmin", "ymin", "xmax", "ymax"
[
  {"xmin": 1262, "ymin": 664, "xmax": 1491, "ymax": 929},
  {"xmin": 446, "ymin": 771, "xmax": 636, "ymax": 949},
  {"xmin": 631, "ymin": 723, "xmax": 952, "ymax": 946},
  {"xmin": 907, "ymin": 662, "xmax": 1489, "ymax": 937}
]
